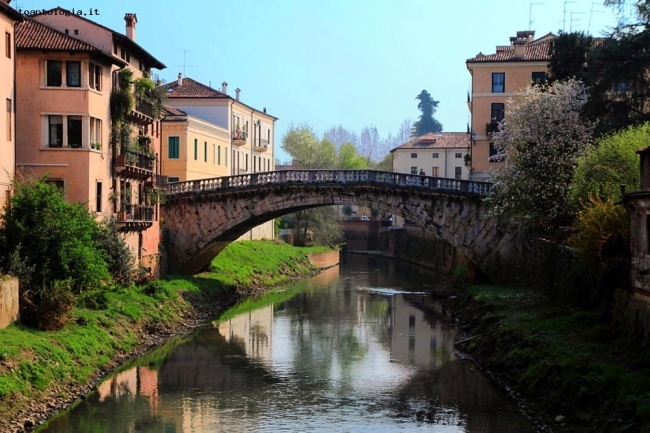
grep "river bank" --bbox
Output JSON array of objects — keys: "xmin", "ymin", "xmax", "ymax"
[
  {"xmin": 449, "ymin": 283, "xmax": 650, "ymax": 433},
  {"xmin": 0, "ymin": 241, "xmax": 335, "ymax": 433}
]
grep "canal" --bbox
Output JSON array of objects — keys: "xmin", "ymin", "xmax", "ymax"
[{"xmin": 37, "ymin": 255, "xmax": 532, "ymax": 432}]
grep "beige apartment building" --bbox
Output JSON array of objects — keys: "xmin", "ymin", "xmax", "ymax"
[
  {"xmin": 162, "ymin": 76, "xmax": 277, "ymax": 240},
  {"xmin": 0, "ymin": 0, "xmax": 22, "ymax": 209},
  {"xmin": 14, "ymin": 9, "xmax": 166, "ymax": 275},
  {"xmin": 391, "ymin": 132, "xmax": 471, "ymax": 179},
  {"xmin": 466, "ymin": 30, "xmax": 555, "ymax": 181}
]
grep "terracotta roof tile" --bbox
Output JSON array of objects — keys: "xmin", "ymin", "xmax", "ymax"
[
  {"xmin": 391, "ymin": 132, "xmax": 470, "ymax": 151},
  {"xmin": 467, "ymin": 32, "xmax": 557, "ymax": 63},
  {"xmin": 16, "ymin": 19, "xmax": 103, "ymax": 52},
  {"xmin": 163, "ymin": 78, "xmax": 228, "ymax": 99}
]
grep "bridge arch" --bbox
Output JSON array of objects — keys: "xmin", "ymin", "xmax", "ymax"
[{"xmin": 162, "ymin": 170, "xmax": 519, "ymax": 282}]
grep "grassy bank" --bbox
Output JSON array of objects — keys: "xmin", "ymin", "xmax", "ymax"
[
  {"xmin": 0, "ymin": 240, "xmax": 330, "ymax": 430},
  {"xmin": 454, "ymin": 283, "xmax": 650, "ymax": 433}
]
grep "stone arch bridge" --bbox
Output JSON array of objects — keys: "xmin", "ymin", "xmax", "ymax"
[{"xmin": 162, "ymin": 170, "xmax": 519, "ymax": 282}]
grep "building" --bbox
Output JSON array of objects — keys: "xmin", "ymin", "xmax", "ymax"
[
  {"xmin": 0, "ymin": 0, "xmax": 22, "ymax": 209},
  {"xmin": 162, "ymin": 75, "xmax": 277, "ymax": 240},
  {"xmin": 14, "ymin": 9, "xmax": 167, "ymax": 275},
  {"xmin": 466, "ymin": 30, "xmax": 555, "ymax": 181},
  {"xmin": 390, "ymin": 132, "xmax": 471, "ymax": 179}
]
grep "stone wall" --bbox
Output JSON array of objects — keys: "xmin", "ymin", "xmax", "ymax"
[
  {"xmin": 0, "ymin": 277, "xmax": 19, "ymax": 329},
  {"xmin": 307, "ymin": 250, "xmax": 340, "ymax": 269}
]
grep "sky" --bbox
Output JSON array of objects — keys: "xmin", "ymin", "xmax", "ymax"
[{"xmin": 14, "ymin": 0, "xmax": 625, "ymax": 163}]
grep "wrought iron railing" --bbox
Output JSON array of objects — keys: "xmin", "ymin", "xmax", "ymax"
[
  {"xmin": 167, "ymin": 170, "xmax": 493, "ymax": 196},
  {"xmin": 116, "ymin": 151, "xmax": 155, "ymax": 171},
  {"xmin": 134, "ymin": 95, "xmax": 154, "ymax": 119}
]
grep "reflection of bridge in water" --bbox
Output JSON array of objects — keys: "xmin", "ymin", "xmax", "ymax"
[{"xmin": 163, "ymin": 170, "xmax": 518, "ymax": 282}]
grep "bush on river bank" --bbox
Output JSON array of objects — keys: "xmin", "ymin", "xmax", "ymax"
[{"xmin": 0, "ymin": 240, "xmax": 327, "ymax": 427}]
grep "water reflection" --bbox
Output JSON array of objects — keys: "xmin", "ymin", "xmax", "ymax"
[{"xmin": 38, "ymin": 256, "xmax": 531, "ymax": 433}]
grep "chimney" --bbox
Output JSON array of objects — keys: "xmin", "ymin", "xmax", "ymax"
[
  {"xmin": 221, "ymin": 81, "xmax": 228, "ymax": 94},
  {"xmin": 177, "ymin": 73, "xmax": 183, "ymax": 87},
  {"xmin": 263, "ymin": 107, "xmax": 266, "ymax": 113},
  {"xmin": 235, "ymin": 88, "xmax": 241, "ymax": 101},
  {"xmin": 124, "ymin": 13, "xmax": 137, "ymax": 41}
]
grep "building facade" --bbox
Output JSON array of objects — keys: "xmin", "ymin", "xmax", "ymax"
[
  {"xmin": 162, "ymin": 76, "xmax": 277, "ymax": 240},
  {"xmin": 391, "ymin": 132, "xmax": 471, "ymax": 179},
  {"xmin": 466, "ymin": 31, "xmax": 554, "ymax": 181},
  {"xmin": 0, "ymin": 0, "xmax": 22, "ymax": 209},
  {"xmin": 15, "ymin": 9, "xmax": 166, "ymax": 275}
]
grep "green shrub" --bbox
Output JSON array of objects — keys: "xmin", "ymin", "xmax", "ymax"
[{"xmin": 96, "ymin": 218, "xmax": 133, "ymax": 286}]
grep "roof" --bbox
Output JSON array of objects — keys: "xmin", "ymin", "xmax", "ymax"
[
  {"xmin": 0, "ymin": 1, "xmax": 23, "ymax": 21},
  {"xmin": 391, "ymin": 132, "xmax": 470, "ymax": 152},
  {"xmin": 31, "ymin": 7, "xmax": 165, "ymax": 70},
  {"xmin": 162, "ymin": 76, "xmax": 279, "ymax": 120},
  {"xmin": 15, "ymin": 19, "xmax": 126, "ymax": 66},
  {"xmin": 163, "ymin": 77, "xmax": 229, "ymax": 99},
  {"xmin": 467, "ymin": 32, "xmax": 556, "ymax": 63},
  {"xmin": 162, "ymin": 104, "xmax": 187, "ymax": 116}
]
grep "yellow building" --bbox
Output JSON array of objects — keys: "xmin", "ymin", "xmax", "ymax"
[
  {"xmin": 162, "ymin": 75, "xmax": 277, "ymax": 240},
  {"xmin": 0, "ymin": 0, "xmax": 22, "ymax": 208},
  {"xmin": 15, "ymin": 9, "xmax": 166, "ymax": 275},
  {"xmin": 466, "ymin": 30, "xmax": 555, "ymax": 181}
]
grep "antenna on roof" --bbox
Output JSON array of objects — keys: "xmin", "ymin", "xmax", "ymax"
[
  {"xmin": 588, "ymin": 2, "xmax": 604, "ymax": 34},
  {"xmin": 529, "ymin": 2, "xmax": 544, "ymax": 30},
  {"xmin": 569, "ymin": 11, "xmax": 583, "ymax": 33},
  {"xmin": 562, "ymin": 0, "xmax": 577, "ymax": 32},
  {"xmin": 175, "ymin": 50, "xmax": 194, "ymax": 78}
]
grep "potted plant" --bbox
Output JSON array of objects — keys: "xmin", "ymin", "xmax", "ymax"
[{"xmin": 464, "ymin": 153, "xmax": 471, "ymax": 167}]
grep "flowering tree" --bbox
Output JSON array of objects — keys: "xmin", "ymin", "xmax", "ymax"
[{"xmin": 486, "ymin": 79, "xmax": 594, "ymax": 230}]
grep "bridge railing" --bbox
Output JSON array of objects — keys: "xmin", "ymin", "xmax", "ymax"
[{"xmin": 167, "ymin": 170, "xmax": 493, "ymax": 196}]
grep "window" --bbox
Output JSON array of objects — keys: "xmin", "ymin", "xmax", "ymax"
[
  {"xmin": 492, "ymin": 72, "xmax": 505, "ymax": 93},
  {"xmin": 491, "ymin": 103, "xmax": 505, "ymax": 123},
  {"xmin": 47, "ymin": 60, "xmax": 62, "ymax": 86},
  {"xmin": 96, "ymin": 181, "xmax": 102, "ymax": 213},
  {"xmin": 74, "ymin": 29, "xmax": 78, "ymax": 35},
  {"xmin": 90, "ymin": 117, "xmax": 102, "ymax": 148},
  {"xmin": 194, "ymin": 139, "xmax": 198, "ymax": 160},
  {"xmin": 5, "ymin": 99, "xmax": 10, "ymax": 141},
  {"xmin": 225, "ymin": 147, "xmax": 228, "ymax": 167},
  {"xmin": 489, "ymin": 143, "xmax": 501, "ymax": 160},
  {"xmin": 5, "ymin": 32, "xmax": 10, "ymax": 58},
  {"xmin": 455, "ymin": 167, "xmax": 462, "ymax": 179},
  {"xmin": 245, "ymin": 154, "xmax": 249, "ymax": 171},
  {"xmin": 410, "ymin": 153, "xmax": 417, "ymax": 158},
  {"xmin": 410, "ymin": 167, "xmax": 417, "ymax": 175},
  {"xmin": 126, "ymin": 52, "xmax": 130, "ymax": 63},
  {"xmin": 455, "ymin": 153, "xmax": 462, "ymax": 158},
  {"xmin": 168, "ymin": 176, "xmax": 180, "ymax": 183},
  {"xmin": 89, "ymin": 62, "xmax": 102, "ymax": 91},
  {"xmin": 218, "ymin": 145, "xmax": 221, "ymax": 165},
  {"xmin": 66, "ymin": 61, "xmax": 81, "ymax": 87},
  {"xmin": 113, "ymin": 44, "xmax": 118, "ymax": 55},
  {"xmin": 212, "ymin": 144, "xmax": 216, "ymax": 164},
  {"xmin": 168, "ymin": 136, "xmax": 180, "ymax": 159},
  {"xmin": 432, "ymin": 167, "xmax": 439, "ymax": 177},
  {"xmin": 48, "ymin": 115, "xmax": 63, "ymax": 147},
  {"xmin": 120, "ymin": 48, "xmax": 125, "ymax": 60},
  {"xmin": 204, "ymin": 142, "xmax": 208, "ymax": 162},
  {"xmin": 46, "ymin": 179, "xmax": 65, "ymax": 196},
  {"xmin": 432, "ymin": 153, "xmax": 439, "ymax": 158},
  {"xmin": 532, "ymin": 71, "xmax": 546, "ymax": 84},
  {"xmin": 408, "ymin": 315, "xmax": 416, "ymax": 328},
  {"xmin": 67, "ymin": 116, "xmax": 82, "ymax": 148}
]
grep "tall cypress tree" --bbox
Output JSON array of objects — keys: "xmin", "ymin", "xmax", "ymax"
[{"xmin": 411, "ymin": 90, "xmax": 443, "ymax": 137}]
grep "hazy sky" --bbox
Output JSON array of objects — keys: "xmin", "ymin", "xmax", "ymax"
[{"xmin": 14, "ymin": 0, "xmax": 623, "ymax": 162}]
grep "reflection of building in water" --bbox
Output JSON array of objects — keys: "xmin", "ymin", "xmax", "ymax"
[
  {"xmin": 96, "ymin": 366, "xmax": 159, "ymax": 412},
  {"xmin": 389, "ymin": 294, "xmax": 457, "ymax": 367},
  {"xmin": 217, "ymin": 304, "xmax": 274, "ymax": 361}
]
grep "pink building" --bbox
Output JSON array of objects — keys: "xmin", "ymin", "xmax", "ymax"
[
  {"xmin": 0, "ymin": 0, "xmax": 22, "ymax": 209},
  {"xmin": 14, "ymin": 9, "xmax": 166, "ymax": 276}
]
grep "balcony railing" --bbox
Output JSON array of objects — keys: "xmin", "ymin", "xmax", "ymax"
[
  {"xmin": 116, "ymin": 204, "xmax": 154, "ymax": 231},
  {"xmin": 486, "ymin": 122, "xmax": 500, "ymax": 136},
  {"xmin": 232, "ymin": 129, "xmax": 247, "ymax": 146},
  {"xmin": 127, "ymin": 95, "xmax": 154, "ymax": 125},
  {"xmin": 114, "ymin": 151, "xmax": 155, "ymax": 179}
]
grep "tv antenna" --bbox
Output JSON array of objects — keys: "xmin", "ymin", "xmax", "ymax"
[
  {"xmin": 588, "ymin": 2, "xmax": 604, "ymax": 34},
  {"xmin": 176, "ymin": 50, "xmax": 194, "ymax": 77},
  {"xmin": 562, "ymin": 0, "xmax": 576, "ymax": 32},
  {"xmin": 570, "ymin": 11, "xmax": 583, "ymax": 33},
  {"xmin": 529, "ymin": 2, "xmax": 544, "ymax": 30}
]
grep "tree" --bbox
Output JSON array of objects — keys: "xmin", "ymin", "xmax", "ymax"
[
  {"xmin": 358, "ymin": 126, "xmax": 382, "ymax": 163},
  {"xmin": 486, "ymin": 79, "xmax": 594, "ymax": 230},
  {"xmin": 338, "ymin": 143, "xmax": 367, "ymax": 169},
  {"xmin": 370, "ymin": 153, "xmax": 393, "ymax": 172},
  {"xmin": 548, "ymin": 32, "xmax": 593, "ymax": 83},
  {"xmin": 411, "ymin": 90, "xmax": 442, "ymax": 137},
  {"xmin": 569, "ymin": 123, "xmax": 648, "ymax": 210},
  {"xmin": 323, "ymin": 125, "xmax": 358, "ymax": 151},
  {"xmin": 282, "ymin": 124, "xmax": 337, "ymax": 169}
]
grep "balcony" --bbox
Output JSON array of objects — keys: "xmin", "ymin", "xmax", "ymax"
[
  {"xmin": 486, "ymin": 122, "xmax": 500, "ymax": 136},
  {"xmin": 114, "ymin": 151, "xmax": 155, "ymax": 180},
  {"xmin": 232, "ymin": 129, "xmax": 247, "ymax": 146},
  {"xmin": 127, "ymin": 95, "xmax": 154, "ymax": 125},
  {"xmin": 116, "ymin": 204, "xmax": 154, "ymax": 231},
  {"xmin": 253, "ymin": 139, "xmax": 269, "ymax": 152}
]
